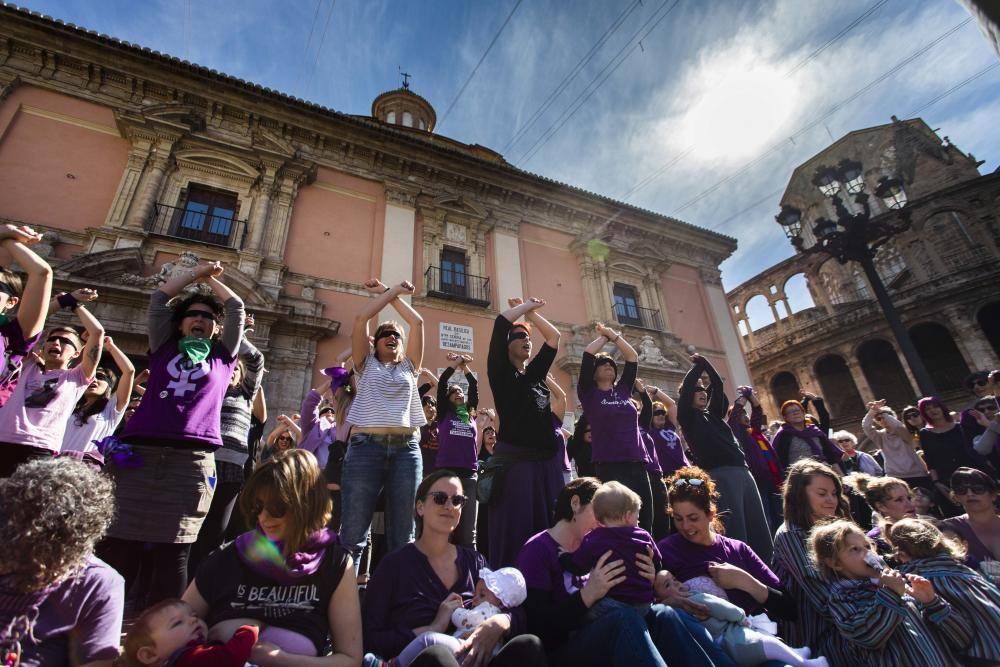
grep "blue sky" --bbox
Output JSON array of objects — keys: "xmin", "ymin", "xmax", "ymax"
[{"xmin": 16, "ymin": 0, "xmax": 1000, "ymax": 316}]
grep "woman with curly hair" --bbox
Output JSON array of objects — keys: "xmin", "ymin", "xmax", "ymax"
[{"xmin": 0, "ymin": 457, "xmax": 124, "ymax": 666}]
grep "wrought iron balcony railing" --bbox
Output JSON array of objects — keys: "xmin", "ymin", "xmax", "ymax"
[
  {"xmin": 424, "ymin": 266, "xmax": 491, "ymax": 307},
  {"xmin": 615, "ymin": 302, "xmax": 664, "ymax": 331},
  {"xmin": 147, "ymin": 203, "xmax": 248, "ymax": 250}
]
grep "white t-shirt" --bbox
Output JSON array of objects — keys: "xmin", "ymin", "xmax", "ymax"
[
  {"xmin": 0, "ymin": 363, "xmax": 91, "ymax": 452},
  {"xmin": 62, "ymin": 397, "xmax": 126, "ymax": 456}
]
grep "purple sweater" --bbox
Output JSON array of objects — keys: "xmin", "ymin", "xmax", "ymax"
[
  {"xmin": 577, "ymin": 353, "xmax": 645, "ymax": 464},
  {"xmin": 122, "ymin": 291, "xmax": 243, "ymax": 448},
  {"xmin": 363, "ymin": 543, "xmax": 525, "ymax": 657},
  {"xmin": 562, "ymin": 526, "xmax": 661, "ymax": 605}
]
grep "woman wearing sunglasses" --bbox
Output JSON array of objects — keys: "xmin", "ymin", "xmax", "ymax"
[
  {"xmin": 341, "ymin": 278, "xmax": 426, "ymax": 570},
  {"xmin": 940, "ymin": 467, "xmax": 1000, "ymax": 573},
  {"xmin": 484, "ymin": 296, "xmax": 564, "ymax": 568},
  {"xmin": 61, "ymin": 334, "xmax": 136, "ymax": 465},
  {"xmin": 0, "ymin": 285, "xmax": 104, "ymax": 477},
  {"xmin": 99, "ymin": 260, "xmax": 245, "ymax": 610},
  {"xmin": 183, "ymin": 449, "xmax": 362, "ymax": 666},
  {"xmin": 364, "ymin": 469, "xmax": 545, "ymax": 667}
]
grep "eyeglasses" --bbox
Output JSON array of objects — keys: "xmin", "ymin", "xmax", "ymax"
[
  {"xmin": 46, "ymin": 335, "xmax": 78, "ymax": 350},
  {"xmin": 672, "ymin": 478, "xmax": 705, "ymax": 488},
  {"xmin": 183, "ymin": 310, "xmax": 218, "ymax": 322},
  {"xmin": 94, "ymin": 372, "xmax": 111, "ymax": 383},
  {"xmin": 953, "ymin": 484, "xmax": 990, "ymax": 496},
  {"xmin": 376, "ymin": 330, "xmax": 402, "ymax": 343},
  {"xmin": 653, "ymin": 411, "xmax": 667, "ymax": 417},
  {"xmin": 252, "ymin": 498, "xmax": 288, "ymax": 518},
  {"xmin": 508, "ymin": 331, "xmax": 529, "ymax": 341},
  {"xmin": 425, "ymin": 491, "xmax": 467, "ymax": 507}
]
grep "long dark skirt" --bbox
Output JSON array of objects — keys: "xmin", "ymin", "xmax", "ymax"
[{"xmin": 487, "ymin": 441, "xmax": 565, "ymax": 568}]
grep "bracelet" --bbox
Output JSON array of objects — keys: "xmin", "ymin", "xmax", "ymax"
[{"xmin": 57, "ymin": 293, "xmax": 80, "ymax": 310}]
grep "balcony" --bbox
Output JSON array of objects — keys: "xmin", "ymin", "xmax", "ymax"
[
  {"xmin": 615, "ymin": 303, "xmax": 663, "ymax": 331},
  {"xmin": 424, "ymin": 266, "xmax": 490, "ymax": 307},
  {"xmin": 147, "ymin": 203, "xmax": 248, "ymax": 250}
]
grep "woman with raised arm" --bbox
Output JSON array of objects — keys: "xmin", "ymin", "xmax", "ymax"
[
  {"xmin": 577, "ymin": 323, "xmax": 655, "ymax": 530},
  {"xmin": 485, "ymin": 297, "xmax": 563, "ymax": 568},
  {"xmin": 546, "ymin": 372, "xmax": 574, "ymax": 485},
  {"xmin": 62, "ymin": 333, "xmax": 136, "ymax": 465},
  {"xmin": 341, "ymin": 278, "xmax": 425, "ymax": 567},
  {"xmin": 98, "ymin": 260, "xmax": 244, "ymax": 609},
  {"xmin": 677, "ymin": 354, "xmax": 772, "ymax": 562},
  {"xmin": 0, "ymin": 224, "xmax": 52, "ymax": 413},
  {"xmin": 435, "ymin": 353, "xmax": 480, "ymax": 548},
  {"xmin": 0, "ymin": 291, "xmax": 104, "ymax": 476}
]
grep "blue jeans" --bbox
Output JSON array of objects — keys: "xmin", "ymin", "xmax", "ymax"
[
  {"xmin": 553, "ymin": 605, "xmax": 667, "ymax": 667},
  {"xmin": 340, "ymin": 432, "xmax": 422, "ymax": 570}
]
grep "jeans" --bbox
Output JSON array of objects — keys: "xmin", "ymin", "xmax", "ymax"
[
  {"xmin": 340, "ymin": 432, "xmax": 422, "ymax": 570},
  {"xmin": 553, "ymin": 604, "xmax": 667, "ymax": 667},
  {"xmin": 595, "ymin": 461, "xmax": 654, "ymax": 532}
]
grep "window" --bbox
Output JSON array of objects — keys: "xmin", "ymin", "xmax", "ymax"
[
  {"xmin": 613, "ymin": 284, "xmax": 641, "ymax": 326},
  {"xmin": 174, "ymin": 185, "xmax": 239, "ymax": 246},
  {"xmin": 386, "ymin": 111, "xmax": 396, "ymax": 124},
  {"xmin": 440, "ymin": 248, "xmax": 467, "ymax": 297},
  {"xmin": 402, "ymin": 111, "xmax": 413, "ymax": 127}
]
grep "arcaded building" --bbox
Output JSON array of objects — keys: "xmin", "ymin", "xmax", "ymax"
[
  {"xmin": 0, "ymin": 5, "xmax": 750, "ymax": 423},
  {"xmin": 728, "ymin": 118, "xmax": 1000, "ymax": 429}
]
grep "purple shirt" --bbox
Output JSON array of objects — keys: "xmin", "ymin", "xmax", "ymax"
[
  {"xmin": 435, "ymin": 412, "xmax": 479, "ymax": 471},
  {"xmin": 364, "ymin": 543, "xmax": 513, "ymax": 658},
  {"xmin": 516, "ymin": 530, "xmax": 586, "ymax": 602},
  {"xmin": 564, "ymin": 526, "xmax": 661, "ymax": 605},
  {"xmin": 657, "ymin": 533, "xmax": 779, "ymax": 613},
  {"xmin": 640, "ymin": 428, "xmax": 661, "ymax": 475},
  {"xmin": 0, "ymin": 318, "xmax": 40, "ymax": 407},
  {"xmin": 651, "ymin": 426, "xmax": 689, "ymax": 476},
  {"xmin": 940, "ymin": 515, "xmax": 997, "ymax": 569},
  {"xmin": 0, "ymin": 556, "xmax": 124, "ymax": 666},
  {"xmin": 299, "ymin": 389, "xmax": 334, "ymax": 468},
  {"xmin": 577, "ymin": 354, "xmax": 645, "ymax": 464}
]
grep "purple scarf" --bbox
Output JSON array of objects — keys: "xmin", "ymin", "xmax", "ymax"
[
  {"xmin": 774, "ymin": 422, "xmax": 843, "ymax": 465},
  {"xmin": 234, "ymin": 526, "xmax": 337, "ymax": 585}
]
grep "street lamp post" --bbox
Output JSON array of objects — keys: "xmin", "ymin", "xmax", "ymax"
[{"xmin": 774, "ymin": 158, "xmax": 938, "ymax": 397}]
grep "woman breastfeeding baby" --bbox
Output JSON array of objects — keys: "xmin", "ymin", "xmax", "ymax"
[{"xmin": 180, "ymin": 449, "xmax": 362, "ymax": 667}]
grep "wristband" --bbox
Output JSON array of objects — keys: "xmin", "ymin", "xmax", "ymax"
[{"xmin": 57, "ymin": 293, "xmax": 80, "ymax": 310}]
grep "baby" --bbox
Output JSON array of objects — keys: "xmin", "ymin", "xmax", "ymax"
[
  {"xmin": 364, "ymin": 567, "xmax": 527, "ymax": 667},
  {"xmin": 655, "ymin": 572, "xmax": 828, "ymax": 667},
  {"xmin": 559, "ymin": 481, "xmax": 662, "ymax": 616},
  {"xmin": 120, "ymin": 599, "xmax": 258, "ymax": 667}
]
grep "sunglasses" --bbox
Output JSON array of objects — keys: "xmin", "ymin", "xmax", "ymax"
[
  {"xmin": 971, "ymin": 379, "xmax": 989, "ymax": 387},
  {"xmin": 376, "ymin": 330, "xmax": 402, "ymax": 342},
  {"xmin": 183, "ymin": 310, "xmax": 218, "ymax": 322},
  {"xmin": 94, "ymin": 372, "xmax": 111, "ymax": 383},
  {"xmin": 953, "ymin": 484, "xmax": 990, "ymax": 496},
  {"xmin": 836, "ymin": 439, "xmax": 854, "ymax": 443},
  {"xmin": 508, "ymin": 331, "xmax": 529, "ymax": 341},
  {"xmin": 252, "ymin": 498, "xmax": 288, "ymax": 518},
  {"xmin": 653, "ymin": 411, "xmax": 667, "ymax": 417},
  {"xmin": 425, "ymin": 491, "xmax": 467, "ymax": 507},
  {"xmin": 672, "ymin": 478, "xmax": 705, "ymax": 488},
  {"xmin": 903, "ymin": 412, "xmax": 921, "ymax": 419},
  {"xmin": 46, "ymin": 335, "xmax": 78, "ymax": 350}
]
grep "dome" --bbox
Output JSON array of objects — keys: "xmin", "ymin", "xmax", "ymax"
[{"xmin": 371, "ymin": 86, "xmax": 436, "ymax": 133}]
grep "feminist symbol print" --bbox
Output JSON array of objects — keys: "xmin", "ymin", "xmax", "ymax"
[{"xmin": 165, "ymin": 353, "xmax": 209, "ymax": 397}]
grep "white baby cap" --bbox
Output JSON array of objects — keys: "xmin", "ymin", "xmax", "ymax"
[{"xmin": 480, "ymin": 566, "xmax": 527, "ymax": 608}]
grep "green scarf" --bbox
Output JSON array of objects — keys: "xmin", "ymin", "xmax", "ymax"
[
  {"xmin": 455, "ymin": 405, "xmax": 471, "ymax": 425},
  {"xmin": 0, "ymin": 313, "xmax": 8, "ymax": 327},
  {"xmin": 178, "ymin": 336, "xmax": 212, "ymax": 364}
]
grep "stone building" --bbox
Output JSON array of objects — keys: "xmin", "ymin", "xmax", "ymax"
[
  {"xmin": 0, "ymin": 5, "xmax": 750, "ymax": 424},
  {"xmin": 727, "ymin": 117, "xmax": 1000, "ymax": 430}
]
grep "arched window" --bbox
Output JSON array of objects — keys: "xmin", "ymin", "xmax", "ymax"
[
  {"xmin": 858, "ymin": 339, "xmax": 913, "ymax": 409},
  {"xmin": 770, "ymin": 371, "xmax": 800, "ymax": 408},
  {"xmin": 783, "ymin": 273, "xmax": 815, "ymax": 314},
  {"xmin": 910, "ymin": 322, "xmax": 971, "ymax": 391},
  {"xmin": 815, "ymin": 355, "xmax": 865, "ymax": 418},
  {"xmin": 744, "ymin": 294, "xmax": 774, "ymax": 332},
  {"xmin": 386, "ymin": 111, "xmax": 396, "ymax": 124},
  {"xmin": 402, "ymin": 111, "xmax": 413, "ymax": 127},
  {"xmin": 978, "ymin": 301, "xmax": 1000, "ymax": 357}
]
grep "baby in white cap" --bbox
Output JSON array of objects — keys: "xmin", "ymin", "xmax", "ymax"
[{"xmin": 364, "ymin": 567, "xmax": 528, "ymax": 667}]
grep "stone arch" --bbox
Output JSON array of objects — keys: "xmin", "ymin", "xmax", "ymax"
[
  {"xmin": 769, "ymin": 371, "xmax": 800, "ymax": 408},
  {"xmin": 857, "ymin": 339, "xmax": 914, "ymax": 409},
  {"xmin": 782, "ymin": 272, "xmax": 815, "ymax": 314},
  {"xmin": 814, "ymin": 354, "xmax": 865, "ymax": 418},
  {"xmin": 909, "ymin": 322, "xmax": 971, "ymax": 392},
  {"xmin": 915, "ymin": 209, "xmax": 990, "ymax": 274},
  {"xmin": 744, "ymin": 293, "xmax": 774, "ymax": 332},
  {"xmin": 977, "ymin": 300, "xmax": 1000, "ymax": 358}
]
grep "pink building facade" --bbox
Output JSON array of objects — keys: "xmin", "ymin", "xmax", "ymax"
[{"xmin": 0, "ymin": 5, "xmax": 749, "ymax": 423}]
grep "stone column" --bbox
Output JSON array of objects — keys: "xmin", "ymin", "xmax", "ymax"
[
  {"xmin": 245, "ymin": 172, "xmax": 277, "ymax": 256},
  {"xmin": 846, "ymin": 356, "xmax": 876, "ymax": 405},
  {"xmin": 701, "ymin": 266, "xmax": 752, "ymax": 387},
  {"xmin": 887, "ymin": 338, "xmax": 922, "ymax": 399},
  {"xmin": 104, "ymin": 145, "xmax": 151, "ymax": 228},
  {"xmin": 945, "ymin": 306, "xmax": 999, "ymax": 371},
  {"xmin": 123, "ymin": 148, "xmax": 171, "ymax": 230}
]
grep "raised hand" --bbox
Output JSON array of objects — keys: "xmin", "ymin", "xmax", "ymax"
[
  {"xmin": 398, "ymin": 280, "xmax": 415, "ymax": 294},
  {"xmin": 244, "ymin": 312, "xmax": 255, "ymax": 334},
  {"xmin": 70, "ymin": 288, "xmax": 99, "ymax": 303},
  {"xmin": 0, "ymin": 223, "xmax": 43, "ymax": 245},
  {"xmin": 363, "ymin": 278, "xmax": 388, "ymax": 294},
  {"xmin": 460, "ymin": 354, "xmax": 474, "ymax": 366},
  {"xmin": 688, "ymin": 353, "xmax": 704, "ymax": 365},
  {"xmin": 507, "ymin": 297, "xmax": 524, "ymax": 308}
]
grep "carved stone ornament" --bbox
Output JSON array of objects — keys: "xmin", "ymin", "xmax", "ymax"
[
  {"xmin": 445, "ymin": 221, "xmax": 468, "ymax": 244},
  {"xmin": 120, "ymin": 251, "xmax": 209, "ymax": 294},
  {"xmin": 637, "ymin": 335, "xmax": 680, "ymax": 368}
]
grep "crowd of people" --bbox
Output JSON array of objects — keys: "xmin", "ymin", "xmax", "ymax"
[{"xmin": 0, "ymin": 222, "xmax": 999, "ymax": 666}]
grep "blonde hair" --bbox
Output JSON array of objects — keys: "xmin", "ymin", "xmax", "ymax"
[
  {"xmin": 592, "ymin": 481, "xmax": 641, "ymax": 523},
  {"xmin": 809, "ymin": 519, "xmax": 870, "ymax": 580},
  {"xmin": 887, "ymin": 518, "xmax": 966, "ymax": 561},
  {"xmin": 844, "ymin": 473, "xmax": 910, "ymax": 511},
  {"xmin": 239, "ymin": 449, "xmax": 331, "ymax": 556}
]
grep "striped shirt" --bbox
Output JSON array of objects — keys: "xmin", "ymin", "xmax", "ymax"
[
  {"xmin": 826, "ymin": 578, "xmax": 962, "ymax": 666},
  {"xmin": 347, "ymin": 353, "xmax": 426, "ymax": 429},
  {"xmin": 899, "ymin": 554, "xmax": 1000, "ymax": 664},
  {"xmin": 772, "ymin": 523, "xmax": 860, "ymax": 666},
  {"xmin": 216, "ymin": 339, "xmax": 264, "ymax": 467}
]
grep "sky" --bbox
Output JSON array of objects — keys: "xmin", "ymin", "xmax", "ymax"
[{"xmin": 15, "ymin": 0, "xmax": 1000, "ymax": 323}]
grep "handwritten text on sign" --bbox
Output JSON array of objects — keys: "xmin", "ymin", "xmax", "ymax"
[{"xmin": 439, "ymin": 323, "xmax": 474, "ymax": 353}]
